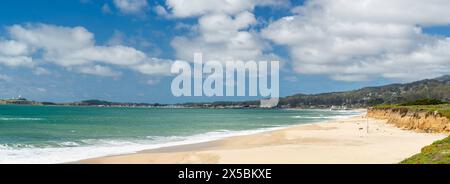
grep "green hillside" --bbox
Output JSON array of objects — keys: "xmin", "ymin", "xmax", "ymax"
[{"xmin": 278, "ymin": 75, "xmax": 450, "ymax": 108}]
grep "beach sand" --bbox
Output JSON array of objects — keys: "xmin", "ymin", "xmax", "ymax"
[{"xmin": 77, "ymin": 115, "xmax": 447, "ymax": 164}]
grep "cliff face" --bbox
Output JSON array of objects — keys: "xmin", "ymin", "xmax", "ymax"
[{"xmin": 367, "ymin": 108, "xmax": 450, "ymax": 133}]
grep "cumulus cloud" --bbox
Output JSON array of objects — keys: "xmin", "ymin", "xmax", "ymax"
[
  {"xmin": 290, "ymin": 0, "xmax": 450, "ymax": 26},
  {"xmin": 113, "ymin": 0, "xmax": 148, "ymax": 15},
  {"xmin": 166, "ymin": 0, "xmax": 254, "ymax": 18},
  {"xmin": 167, "ymin": 0, "xmax": 287, "ymax": 63},
  {"xmin": 171, "ymin": 11, "xmax": 274, "ymax": 62},
  {"xmin": 8, "ymin": 24, "xmax": 95, "ymax": 67},
  {"xmin": 0, "ymin": 40, "xmax": 30, "ymax": 56},
  {"xmin": 67, "ymin": 45, "xmax": 147, "ymax": 66},
  {"xmin": 77, "ymin": 65, "xmax": 122, "ymax": 77},
  {"xmin": 1, "ymin": 23, "xmax": 172, "ymax": 77},
  {"xmin": 164, "ymin": 0, "xmax": 290, "ymax": 18},
  {"xmin": 0, "ymin": 39, "xmax": 34, "ymax": 67},
  {"xmin": 131, "ymin": 58, "xmax": 173, "ymax": 76},
  {"xmin": 262, "ymin": 0, "xmax": 450, "ymax": 81},
  {"xmin": 0, "ymin": 56, "xmax": 34, "ymax": 67}
]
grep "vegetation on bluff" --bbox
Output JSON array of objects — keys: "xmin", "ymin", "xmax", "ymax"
[
  {"xmin": 373, "ymin": 99, "xmax": 450, "ymax": 120},
  {"xmin": 401, "ymin": 136, "xmax": 450, "ymax": 164},
  {"xmin": 400, "ymin": 98, "xmax": 446, "ymax": 106}
]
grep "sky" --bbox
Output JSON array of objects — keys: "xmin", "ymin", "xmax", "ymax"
[{"xmin": 0, "ymin": 0, "xmax": 449, "ymax": 103}]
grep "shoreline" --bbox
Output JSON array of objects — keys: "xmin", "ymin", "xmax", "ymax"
[
  {"xmin": 0, "ymin": 108, "xmax": 362, "ymax": 164},
  {"xmin": 76, "ymin": 112, "xmax": 447, "ymax": 164},
  {"xmin": 68, "ymin": 112, "xmax": 363, "ymax": 163}
]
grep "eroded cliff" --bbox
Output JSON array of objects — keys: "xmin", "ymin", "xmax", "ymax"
[{"xmin": 367, "ymin": 107, "xmax": 450, "ymax": 133}]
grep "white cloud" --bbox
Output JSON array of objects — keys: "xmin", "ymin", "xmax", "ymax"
[
  {"xmin": 0, "ymin": 74, "xmax": 12, "ymax": 81},
  {"xmin": 171, "ymin": 11, "xmax": 277, "ymax": 63},
  {"xmin": 171, "ymin": 12, "xmax": 263, "ymax": 61},
  {"xmin": 146, "ymin": 79, "xmax": 160, "ymax": 85},
  {"xmin": 131, "ymin": 58, "xmax": 173, "ymax": 76},
  {"xmin": 166, "ymin": 0, "xmax": 253, "ymax": 17},
  {"xmin": 291, "ymin": 0, "xmax": 450, "ymax": 26},
  {"xmin": 254, "ymin": 0, "xmax": 291, "ymax": 7},
  {"xmin": 77, "ymin": 65, "xmax": 122, "ymax": 77},
  {"xmin": 33, "ymin": 67, "xmax": 51, "ymax": 75},
  {"xmin": 2, "ymin": 23, "xmax": 172, "ymax": 77},
  {"xmin": 0, "ymin": 40, "xmax": 30, "ymax": 56},
  {"xmin": 67, "ymin": 45, "xmax": 147, "ymax": 66},
  {"xmin": 113, "ymin": 0, "xmax": 148, "ymax": 15},
  {"xmin": 9, "ymin": 24, "xmax": 94, "ymax": 52},
  {"xmin": 262, "ymin": 0, "xmax": 450, "ymax": 81},
  {"xmin": 165, "ymin": 0, "xmax": 288, "ymax": 63},
  {"xmin": 154, "ymin": 5, "xmax": 169, "ymax": 17},
  {"xmin": 0, "ymin": 40, "xmax": 34, "ymax": 67},
  {"xmin": 165, "ymin": 0, "xmax": 290, "ymax": 18},
  {"xmin": 0, "ymin": 56, "xmax": 34, "ymax": 67}
]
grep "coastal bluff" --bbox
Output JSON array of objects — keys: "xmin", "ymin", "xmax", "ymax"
[{"xmin": 368, "ymin": 107, "xmax": 450, "ymax": 133}]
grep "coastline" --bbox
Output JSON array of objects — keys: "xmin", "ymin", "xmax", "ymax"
[
  {"xmin": 0, "ymin": 107, "xmax": 363, "ymax": 164},
  {"xmin": 76, "ymin": 112, "xmax": 447, "ymax": 164}
]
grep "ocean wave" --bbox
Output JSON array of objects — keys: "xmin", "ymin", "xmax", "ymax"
[
  {"xmin": 0, "ymin": 110, "xmax": 364, "ymax": 164},
  {"xmin": 0, "ymin": 127, "xmax": 286, "ymax": 164},
  {"xmin": 0, "ymin": 143, "xmax": 37, "ymax": 149},
  {"xmin": 291, "ymin": 115, "xmax": 327, "ymax": 119},
  {"xmin": 0, "ymin": 117, "xmax": 44, "ymax": 121},
  {"xmin": 291, "ymin": 114, "xmax": 359, "ymax": 119},
  {"xmin": 57, "ymin": 142, "xmax": 81, "ymax": 147}
]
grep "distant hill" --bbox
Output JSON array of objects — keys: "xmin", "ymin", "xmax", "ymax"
[
  {"xmin": 278, "ymin": 75, "xmax": 450, "ymax": 108},
  {"xmin": 2, "ymin": 75, "xmax": 448, "ymax": 109},
  {"xmin": 78, "ymin": 99, "xmax": 116, "ymax": 106},
  {"xmin": 0, "ymin": 98, "xmax": 42, "ymax": 105},
  {"xmin": 72, "ymin": 99, "xmax": 163, "ymax": 107}
]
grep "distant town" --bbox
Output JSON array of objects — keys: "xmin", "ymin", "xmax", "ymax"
[{"xmin": 0, "ymin": 96, "xmax": 263, "ymax": 109}]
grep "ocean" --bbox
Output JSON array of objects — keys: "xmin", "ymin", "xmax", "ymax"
[{"xmin": 0, "ymin": 105, "xmax": 362, "ymax": 163}]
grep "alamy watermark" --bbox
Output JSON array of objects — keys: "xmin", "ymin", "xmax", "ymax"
[{"xmin": 170, "ymin": 53, "xmax": 279, "ymax": 107}]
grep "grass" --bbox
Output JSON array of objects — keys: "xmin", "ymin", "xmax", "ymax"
[
  {"xmin": 401, "ymin": 136, "xmax": 450, "ymax": 164},
  {"xmin": 373, "ymin": 104, "xmax": 450, "ymax": 120}
]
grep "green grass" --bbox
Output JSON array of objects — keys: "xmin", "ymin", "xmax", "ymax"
[
  {"xmin": 373, "ymin": 104, "xmax": 450, "ymax": 120},
  {"xmin": 401, "ymin": 136, "xmax": 450, "ymax": 164},
  {"xmin": 400, "ymin": 98, "xmax": 446, "ymax": 106}
]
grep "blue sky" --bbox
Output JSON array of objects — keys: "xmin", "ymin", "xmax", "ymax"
[{"xmin": 0, "ymin": 0, "xmax": 449, "ymax": 103}]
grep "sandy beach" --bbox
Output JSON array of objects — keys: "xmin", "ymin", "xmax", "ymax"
[{"xmin": 77, "ymin": 114, "xmax": 447, "ymax": 164}]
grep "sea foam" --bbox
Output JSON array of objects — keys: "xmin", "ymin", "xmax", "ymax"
[{"xmin": 0, "ymin": 110, "xmax": 363, "ymax": 164}]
